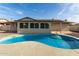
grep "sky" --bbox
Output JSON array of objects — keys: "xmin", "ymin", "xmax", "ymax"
[{"xmin": 0, "ymin": 3, "xmax": 79, "ymax": 23}]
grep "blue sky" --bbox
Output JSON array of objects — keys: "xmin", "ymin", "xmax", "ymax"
[{"xmin": 0, "ymin": 3, "xmax": 79, "ymax": 22}]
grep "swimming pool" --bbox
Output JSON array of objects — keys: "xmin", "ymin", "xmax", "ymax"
[{"xmin": 0, "ymin": 34, "xmax": 79, "ymax": 49}]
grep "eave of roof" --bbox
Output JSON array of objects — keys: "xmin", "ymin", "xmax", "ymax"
[{"xmin": 0, "ymin": 17, "xmax": 72, "ymax": 24}]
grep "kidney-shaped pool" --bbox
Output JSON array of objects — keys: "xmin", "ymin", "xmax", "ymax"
[{"xmin": 0, "ymin": 34, "xmax": 79, "ymax": 49}]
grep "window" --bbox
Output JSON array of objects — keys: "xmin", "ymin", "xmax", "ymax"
[
  {"xmin": 30, "ymin": 23, "xmax": 39, "ymax": 28},
  {"xmin": 20, "ymin": 23, "xmax": 23, "ymax": 28},
  {"xmin": 40, "ymin": 23, "xmax": 49, "ymax": 29},
  {"xmin": 35, "ymin": 23, "xmax": 39, "ymax": 28},
  {"xmin": 19, "ymin": 22, "xmax": 49, "ymax": 29},
  {"xmin": 45, "ymin": 23, "xmax": 49, "ymax": 28},
  {"xmin": 20, "ymin": 23, "xmax": 28, "ymax": 28},
  {"xmin": 24, "ymin": 23, "xmax": 28, "ymax": 28},
  {"xmin": 40, "ymin": 23, "xmax": 44, "ymax": 28},
  {"xmin": 30, "ymin": 23, "xmax": 34, "ymax": 28}
]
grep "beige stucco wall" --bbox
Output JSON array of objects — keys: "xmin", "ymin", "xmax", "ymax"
[
  {"xmin": 51, "ymin": 23, "xmax": 70, "ymax": 31},
  {"xmin": 70, "ymin": 25, "xmax": 79, "ymax": 31},
  {"xmin": 17, "ymin": 22, "xmax": 52, "ymax": 34},
  {"xmin": 17, "ymin": 22, "xmax": 70, "ymax": 34}
]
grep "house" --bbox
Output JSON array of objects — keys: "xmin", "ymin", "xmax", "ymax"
[
  {"xmin": 0, "ymin": 17, "xmax": 72, "ymax": 34},
  {"xmin": 0, "ymin": 18, "xmax": 8, "ymax": 26},
  {"xmin": 0, "ymin": 18, "xmax": 17, "ymax": 32},
  {"xmin": 16, "ymin": 17, "xmax": 52, "ymax": 34},
  {"xmin": 70, "ymin": 23, "xmax": 79, "ymax": 32}
]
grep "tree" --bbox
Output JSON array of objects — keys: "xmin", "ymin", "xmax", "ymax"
[{"xmin": 65, "ymin": 19, "xmax": 67, "ymax": 22}]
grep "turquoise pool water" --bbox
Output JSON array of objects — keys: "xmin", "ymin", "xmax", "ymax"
[{"xmin": 0, "ymin": 34, "xmax": 79, "ymax": 49}]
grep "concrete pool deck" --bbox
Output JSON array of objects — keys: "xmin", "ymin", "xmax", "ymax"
[
  {"xmin": 0, "ymin": 31, "xmax": 79, "ymax": 55},
  {"xmin": 0, "ymin": 42, "xmax": 79, "ymax": 56}
]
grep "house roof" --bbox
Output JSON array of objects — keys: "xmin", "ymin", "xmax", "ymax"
[
  {"xmin": 16, "ymin": 17, "xmax": 72, "ymax": 24},
  {"xmin": 71, "ymin": 23, "xmax": 79, "ymax": 26},
  {"xmin": 0, "ymin": 18, "xmax": 9, "ymax": 23},
  {"xmin": 17, "ymin": 17, "xmax": 63, "ymax": 22},
  {"xmin": 17, "ymin": 17, "xmax": 37, "ymax": 21},
  {"xmin": 0, "ymin": 17, "xmax": 72, "ymax": 24},
  {"xmin": 0, "ymin": 18, "xmax": 17, "ymax": 24}
]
